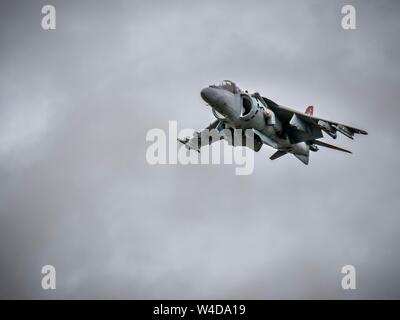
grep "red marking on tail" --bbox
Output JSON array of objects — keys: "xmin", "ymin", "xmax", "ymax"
[{"xmin": 305, "ymin": 105, "xmax": 314, "ymax": 116}]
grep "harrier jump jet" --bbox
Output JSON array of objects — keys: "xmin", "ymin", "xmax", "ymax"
[{"xmin": 178, "ymin": 80, "xmax": 367, "ymax": 165}]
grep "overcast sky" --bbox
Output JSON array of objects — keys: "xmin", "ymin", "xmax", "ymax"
[{"xmin": 0, "ymin": 0, "xmax": 400, "ymax": 299}]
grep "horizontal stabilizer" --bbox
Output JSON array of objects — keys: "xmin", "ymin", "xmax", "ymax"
[
  {"xmin": 312, "ymin": 140, "xmax": 352, "ymax": 154},
  {"xmin": 270, "ymin": 150, "xmax": 287, "ymax": 160}
]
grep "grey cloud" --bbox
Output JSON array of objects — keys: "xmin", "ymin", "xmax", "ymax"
[{"xmin": 0, "ymin": 0, "xmax": 399, "ymax": 299}]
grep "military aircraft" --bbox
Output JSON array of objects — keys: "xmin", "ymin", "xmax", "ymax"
[{"xmin": 178, "ymin": 80, "xmax": 367, "ymax": 165}]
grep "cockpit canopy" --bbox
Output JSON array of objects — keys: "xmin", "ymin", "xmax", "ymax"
[{"xmin": 210, "ymin": 80, "xmax": 241, "ymax": 94}]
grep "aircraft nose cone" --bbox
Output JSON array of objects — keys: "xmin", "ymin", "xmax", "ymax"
[{"xmin": 200, "ymin": 87, "xmax": 218, "ymax": 105}]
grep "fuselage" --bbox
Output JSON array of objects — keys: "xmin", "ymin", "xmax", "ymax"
[
  {"xmin": 183, "ymin": 80, "xmax": 367, "ymax": 165},
  {"xmin": 200, "ymin": 82, "xmax": 296, "ymax": 152}
]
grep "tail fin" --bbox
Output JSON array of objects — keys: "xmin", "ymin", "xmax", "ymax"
[{"xmin": 305, "ymin": 105, "xmax": 314, "ymax": 116}]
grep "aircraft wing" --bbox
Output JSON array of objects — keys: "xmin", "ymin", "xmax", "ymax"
[
  {"xmin": 177, "ymin": 120, "xmax": 227, "ymax": 152},
  {"xmin": 178, "ymin": 120, "xmax": 263, "ymax": 152},
  {"xmin": 262, "ymin": 97, "xmax": 368, "ymax": 140}
]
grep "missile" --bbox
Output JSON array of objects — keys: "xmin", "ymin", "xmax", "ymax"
[
  {"xmin": 318, "ymin": 120, "xmax": 337, "ymax": 139},
  {"xmin": 322, "ymin": 129, "xmax": 337, "ymax": 139},
  {"xmin": 332, "ymin": 124, "xmax": 354, "ymax": 140}
]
